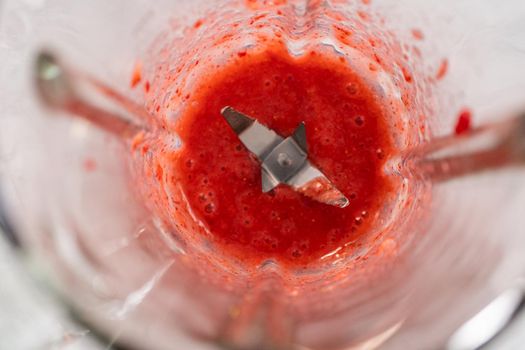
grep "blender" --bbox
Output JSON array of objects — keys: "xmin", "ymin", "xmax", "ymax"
[{"xmin": 1, "ymin": 0, "xmax": 525, "ymax": 349}]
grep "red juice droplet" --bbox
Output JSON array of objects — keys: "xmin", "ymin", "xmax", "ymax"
[
  {"xmin": 130, "ymin": 61, "xmax": 142, "ymax": 89},
  {"xmin": 411, "ymin": 29, "xmax": 424, "ymax": 41},
  {"xmin": 193, "ymin": 19, "xmax": 204, "ymax": 29},
  {"xmin": 455, "ymin": 109, "xmax": 472, "ymax": 135},
  {"xmin": 436, "ymin": 59, "xmax": 449, "ymax": 80}
]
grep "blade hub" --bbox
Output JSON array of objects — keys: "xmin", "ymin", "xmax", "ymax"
[{"xmin": 262, "ymin": 136, "xmax": 307, "ymax": 184}]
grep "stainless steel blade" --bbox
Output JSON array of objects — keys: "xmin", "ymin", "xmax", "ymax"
[{"xmin": 221, "ymin": 107, "xmax": 349, "ymax": 208}]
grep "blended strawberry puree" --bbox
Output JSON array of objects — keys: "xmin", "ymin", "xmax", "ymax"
[
  {"xmin": 138, "ymin": 46, "xmax": 394, "ymax": 267},
  {"xmin": 134, "ymin": 1, "xmax": 431, "ymax": 268}
]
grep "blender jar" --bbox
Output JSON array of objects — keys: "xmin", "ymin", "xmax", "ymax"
[{"xmin": 1, "ymin": 0, "xmax": 525, "ymax": 349}]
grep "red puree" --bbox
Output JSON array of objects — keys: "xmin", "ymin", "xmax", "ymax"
[{"xmin": 165, "ymin": 43, "xmax": 395, "ymax": 266}]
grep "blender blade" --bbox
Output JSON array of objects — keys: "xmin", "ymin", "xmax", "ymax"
[{"xmin": 221, "ymin": 106, "xmax": 350, "ymax": 208}]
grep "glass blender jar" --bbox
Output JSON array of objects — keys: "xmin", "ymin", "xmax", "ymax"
[{"xmin": 1, "ymin": 0, "xmax": 525, "ymax": 349}]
